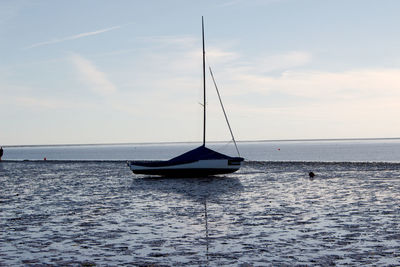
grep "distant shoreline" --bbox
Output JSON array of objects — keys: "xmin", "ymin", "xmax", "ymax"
[{"xmin": 3, "ymin": 137, "xmax": 400, "ymax": 148}]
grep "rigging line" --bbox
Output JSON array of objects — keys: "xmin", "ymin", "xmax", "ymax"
[
  {"xmin": 213, "ymin": 140, "xmax": 234, "ymax": 154},
  {"xmin": 208, "ymin": 66, "xmax": 241, "ymax": 157}
]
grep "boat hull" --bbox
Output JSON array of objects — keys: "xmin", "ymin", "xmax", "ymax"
[{"xmin": 127, "ymin": 159, "xmax": 242, "ymax": 177}]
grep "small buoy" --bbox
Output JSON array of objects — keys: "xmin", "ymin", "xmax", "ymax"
[
  {"xmin": 44, "ymin": 157, "xmax": 47, "ymax": 161},
  {"xmin": 278, "ymin": 148, "xmax": 280, "ymax": 151},
  {"xmin": 309, "ymin": 171, "xmax": 315, "ymax": 178}
]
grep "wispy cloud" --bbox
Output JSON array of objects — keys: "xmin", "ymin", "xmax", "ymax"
[
  {"xmin": 138, "ymin": 35, "xmax": 198, "ymax": 49},
  {"xmin": 70, "ymin": 53, "xmax": 117, "ymax": 96},
  {"xmin": 25, "ymin": 25, "xmax": 121, "ymax": 49},
  {"xmin": 232, "ymin": 68, "xmax": 400, "ymax": 99},
  {"xmin": 225, "ymin": 51, "xmax": 312, "ymax": 75},
  {"xmin": 16, "ymin": 96, "xmax": 73, "ymax": 109},
  {"xmin": 261, "ymin": 51, "xmax": 312, "ymax": 72}
]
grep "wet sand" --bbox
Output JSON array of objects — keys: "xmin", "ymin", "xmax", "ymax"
[{"xmin": 1, "ymin": 161, "xmax": 399, "ymax": 266}]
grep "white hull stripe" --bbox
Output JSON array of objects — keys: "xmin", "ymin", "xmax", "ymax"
[{"xmin": 129, "ymin": 159, "xmax": 241, "ymax": 171}]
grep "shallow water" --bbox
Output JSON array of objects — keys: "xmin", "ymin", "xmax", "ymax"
[
  {"xmin": 1, "ymin": 161, "xmax": 400, "ymax": 266},
  {"xmin": 4, "ymin": 139, "xmax": 400, "ymax": 162}
]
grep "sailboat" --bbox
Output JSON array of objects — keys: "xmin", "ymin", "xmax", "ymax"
[{"xmin": 127, "ymin": 17, "xmax": 244, "ymax": 177}]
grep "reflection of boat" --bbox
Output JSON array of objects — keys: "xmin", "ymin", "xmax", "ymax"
[
  {"xmin": 204, "ymin": 199, "xmax": 209, "ymax": 265},
  {"xmin": 130, "ymin": 176, "xmax": 244, "ymax": 203},
  {"xmin": 128, "ymin": 17, "xmax": 243, "ymax": 177}
]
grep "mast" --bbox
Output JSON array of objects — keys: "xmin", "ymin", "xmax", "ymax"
[{"xmin": 202, "ymin": 16, "xmax": 206, "ymax": 146}]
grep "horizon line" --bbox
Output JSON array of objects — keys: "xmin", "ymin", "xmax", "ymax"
[{"xmin": 3, "ymin": 137, "xmax": 400, "ymax": 148}]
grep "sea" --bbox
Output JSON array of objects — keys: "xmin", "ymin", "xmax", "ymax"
[{"xmin": 1, "ymin": 139, "xmax": 400, "ymax": 266}]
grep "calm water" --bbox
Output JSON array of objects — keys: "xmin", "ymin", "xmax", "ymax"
[
  {"xmin": 3, "ymin": 139, "xmax": 400, "ymax": 162},
  {"xmin": 1, "ymin": 140, "xmax": 400, "ymax": 266}
]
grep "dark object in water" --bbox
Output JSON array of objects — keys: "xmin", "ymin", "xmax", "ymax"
[
  {"xmin": 0, "ymin": 146, "xmax": 3, "ymax": 161},
  {"xmin": 309, "ymin": 171, "xmax": 315, "ymax": 178},
  {"xmin": 128, "ymin": 146, "xmax": 243, "ymax": 177},
  {"xmin": 127, "ymin": 17, "xmax": 243, "ymax": 177}
]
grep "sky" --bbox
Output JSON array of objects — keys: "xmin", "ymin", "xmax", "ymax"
[{"xmin": 1, "ymin": 0, "xmax": 400, "ymax": 145}]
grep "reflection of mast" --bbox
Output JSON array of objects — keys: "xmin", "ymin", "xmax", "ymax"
[{"xmin": 204, "ymin": 199, "xmax": 209, "ymax": 265}]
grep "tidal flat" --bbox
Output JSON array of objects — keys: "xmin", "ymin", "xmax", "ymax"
[{"xmin": 1, "ymin": 161, "xmax": 399, "ymax": 266}]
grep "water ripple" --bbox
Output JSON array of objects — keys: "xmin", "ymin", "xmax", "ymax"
[{"xmin": 1, "ymin": 161, "xmax": 399, "ymax": 266}]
